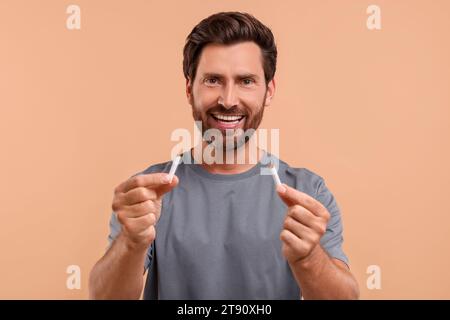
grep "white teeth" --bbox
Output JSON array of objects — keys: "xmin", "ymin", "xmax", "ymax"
[{"xmin": 212, "ymin": 114, "xmax": 245, "ymax": 121}]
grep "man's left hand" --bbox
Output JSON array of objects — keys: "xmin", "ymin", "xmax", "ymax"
[{"xmin": 276, "ymin": 184, "xmax": 330, "ymax": 265}]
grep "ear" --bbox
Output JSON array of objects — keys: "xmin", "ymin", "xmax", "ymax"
[
  {"xmin": 264, "ymin": 77, "xmax": 276, "ymax": 107},
  {"xmin": 186, "ymin": 78, "xmax": 194, "ymax": 106}
]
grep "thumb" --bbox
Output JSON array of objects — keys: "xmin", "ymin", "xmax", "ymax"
[{"xmin": 276, "ymin": 183, "xmax": 298, "ymax": 207}]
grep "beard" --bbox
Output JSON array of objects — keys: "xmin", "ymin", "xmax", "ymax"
[{"xmin": 191, "ymin": 90, "xmax": 267, "ymax": 151}]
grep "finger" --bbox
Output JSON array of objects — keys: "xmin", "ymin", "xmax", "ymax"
[
  {"xmin": 283, "ymin": 216, "xmax": 311, "ymax": 241},
  {"xmin": 121, "ymin": 214, "xmax": 156, "ymax": 234},
  {"xmin": 126, "ymin": 200, "xmax": 158, "ymax": 218},
  {"xmin": 280, "ymin": 229, "xmax": 296, "ymax": 244},
  {"xmin": 120, "ymin": 187, "xmax": 158, "ymax": 206},
  {"xmin": 280, "ymin": 229, "xmax": 308, "ymax": 257},
  {"xmin": 280, "ymin": 229, "xmax": 307, "ymax": 253},
  {"xmin": 277, "ymin": 184, "xmax": 328, "ymax": 218},
  {"xmin": 117, "ymin": 200, "xmax": 156, "ymax": 220},
  {"xmin": 115, "ymin": 173, "xmax": 172, "ymax": 194},
  {"xmin": 288, "ymin": 205, "xmax": 320, "ymax": 230}
]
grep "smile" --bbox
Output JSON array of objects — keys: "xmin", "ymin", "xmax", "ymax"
[{"xmin": 211, "ymin": 113, "xmax": 246, "ymax": 123}]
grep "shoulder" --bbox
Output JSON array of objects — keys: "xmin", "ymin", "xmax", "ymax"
[
  {"xmin": 274, "ymin": 157, "xmax": 325, "ymax": 197},
  {"xmin": 275, "ymin": 158, "xmax": 341, "ymax": 216}
]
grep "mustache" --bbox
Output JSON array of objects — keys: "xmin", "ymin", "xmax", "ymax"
[{"xmin": 207, "ymin": 105, "xmax": 248, "ymax": 116}]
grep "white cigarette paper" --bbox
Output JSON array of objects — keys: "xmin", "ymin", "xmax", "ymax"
[
  {"xmin": 168, "ymin": 155, "xmax": 182, "ymax": 183},
  {"xmin": 270, "ymin": 165, "xmax": 282, "ymax": 187}
]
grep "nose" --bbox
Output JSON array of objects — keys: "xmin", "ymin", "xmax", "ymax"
[{"xmin": 218, "ymin": 84, "xmax": 239, "ymax": 109}]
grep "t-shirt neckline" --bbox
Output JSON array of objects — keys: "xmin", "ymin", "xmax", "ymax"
[{"xmin": 183, "ymin": 149, "xmax": 271, "ymax": 181}]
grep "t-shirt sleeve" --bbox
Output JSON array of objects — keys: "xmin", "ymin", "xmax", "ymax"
[
  {"xmin": 107, "ymin": 211, "xmax": 121, "ymax": 245},
  {"xmin": 315, "ymin": 178, "xmax": 350, "ymax": 267},
  {"xmin": 107, "ymin": 211, "xmax": 153, "ymax": 271}
]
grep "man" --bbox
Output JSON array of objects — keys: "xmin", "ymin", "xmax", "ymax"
[{"xmin": 89, "ymin": 11, "xmax": 359, "ymax": 300}]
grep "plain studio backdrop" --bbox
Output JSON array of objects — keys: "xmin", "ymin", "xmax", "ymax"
[{"xmin": 0, "ymin": 0, "xmax": 449, "ymax": 299}]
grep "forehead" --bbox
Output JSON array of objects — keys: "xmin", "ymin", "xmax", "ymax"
[{"xmin": 196, "ymin": 41, "xmax": 264, "ymax": 76}]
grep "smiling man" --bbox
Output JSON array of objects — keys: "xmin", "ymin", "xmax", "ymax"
[{"xmin": 89, "ymin": 11, "xmax": 359, "ymax": 300}]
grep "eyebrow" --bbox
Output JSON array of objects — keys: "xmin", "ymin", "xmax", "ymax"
[{"xmin": 202, "ymin": 72, "xmax": 260, "ymax": 80}]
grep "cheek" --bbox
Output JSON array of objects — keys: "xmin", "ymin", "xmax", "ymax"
[
  {"xmin": 193, "ymin": 86, "xmax": 220, "ymax": 109},
  {"xmin": 240, "ymin": 90, "xmax": 266, "ymax": 112}
]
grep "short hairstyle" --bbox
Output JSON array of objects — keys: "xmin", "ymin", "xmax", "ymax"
[{"xmin": 183, "ymin": 12, "xmax": 277, "ymax": 85}]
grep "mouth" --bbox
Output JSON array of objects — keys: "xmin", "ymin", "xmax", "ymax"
[{"xmin": 210, "ymin": 113, "xmax": 246, "ymax": 129}]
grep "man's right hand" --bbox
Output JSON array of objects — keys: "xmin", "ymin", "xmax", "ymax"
[{"xmin": 112, "ymin": 173, "xmax": 179, "ymax": 251}]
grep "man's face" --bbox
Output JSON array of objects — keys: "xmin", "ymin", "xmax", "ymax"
[{"xmin": 187, "ymin": 41, "xmax": 275, "ymax": 149}]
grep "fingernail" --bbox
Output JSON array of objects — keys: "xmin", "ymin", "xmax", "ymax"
[{"xmin": 277, "ymin": 184, "xmax": 286, "ymax": 194}]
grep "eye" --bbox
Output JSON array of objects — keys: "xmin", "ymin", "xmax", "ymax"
[
  {"xmin": 242, "ymin": 78, "xmax": 255, "ymax": 85},
  {"xmin": 204, "ymin": 77, "xmax": 220, "ymax": 85}
]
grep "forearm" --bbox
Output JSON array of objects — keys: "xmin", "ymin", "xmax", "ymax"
[
  {"xmin": 289, "ymin": 245, "xmax": 359, "ymax": 300},
  {"xmin": 89, "ymin": 233, "xmax": 148, "ymax": 300}
]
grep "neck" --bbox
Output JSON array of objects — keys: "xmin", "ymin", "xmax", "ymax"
[{"xmin": 191, "ymin": 138, "xmax": 263, "ymax": 175}]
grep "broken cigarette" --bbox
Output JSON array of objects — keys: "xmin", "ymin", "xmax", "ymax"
[
  {"xmin": 167, "ymin": 154, "xmax": 182, "ymax": 183},
  {"xmin": 269, "ymin": 164, "xmax": 282, "ymax": 187}
]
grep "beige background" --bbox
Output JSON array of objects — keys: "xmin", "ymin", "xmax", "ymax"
[{"xmin": 1, "ymin": 0, "xmax": 449, "ymax": 299}]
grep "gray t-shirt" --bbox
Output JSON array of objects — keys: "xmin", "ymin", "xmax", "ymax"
[{"xmin": 108, "ymin": 151, "xmax": 348, "ymax": 299}]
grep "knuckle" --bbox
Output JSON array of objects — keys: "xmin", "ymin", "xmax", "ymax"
[
  {"xmin": 138, "ymin": 187, "xmax": 152, "ymax": 200},
  {"xmin": 111, "ymin": 199, "xmax": 119, "ymax": 212},
  {"xmin": 141, "ymin": 229, "xmax": 153, "ymax": 243},
  {"xmin": 310, "ymin": 231, "xmax": 321, "ymax": 244},
  {"xmin": 135, "ymin": 187, "xmax": 146, "ymax": 198},
  {"xmin": 304, "ymin": 242, "xmax": 313, "ymax": 252},
  {"xmin": 121, "ymin": 219, "xmax": 132, "ymax": 232},
  {"xmin": 132, "ymin": 201, "xmax": 149, "ymax": 214},
  {"xmin": 111, "ymin": 195, "xmax": 123, "ymax": 212},
  {"xmin": 142, "ymin": 200, "xmax": 154, "ymax": 213},
  {"xmin": 280, "ymin": 229, "xmax": 290, "ymax": 241},
  {"xmin": 147, "ymin": 225, "xmax": 156, "ymax": 240},
  {"xmin": 284, "ymin": 216, "xmax": 294, "ymax": 229},
  {"xmin": 289, "ymin": 206, "xmax": 302, "ymax": 219},
  {"xmin": 291, "ymin": 205, "xmax": 303, "ymax": 216},
  {"xmin": 148, "ymin": 213, "xmax": 156, "ymax": 225},
  {"xmin": 143, "ymin": 213, "xmax": 155, "ymax": 226},
  {"xmin": 318, "ymin": 223, "xmax": 327, "ymax": 235},
  {"xmin": 116, "ymin": 211, "xmax": 126, "ymax": 225},
  {"xmin": 133, "ymin": 175, "xmax": 144, "ymax": 187}
]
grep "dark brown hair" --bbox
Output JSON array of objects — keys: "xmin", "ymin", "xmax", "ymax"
[{"xmin": 183, "ymin": 12, "xmax": 277, "ymax": 85}]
